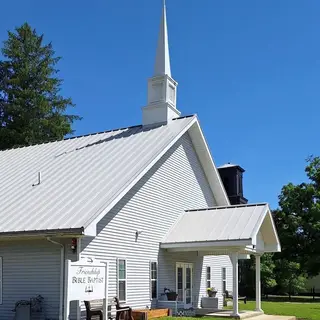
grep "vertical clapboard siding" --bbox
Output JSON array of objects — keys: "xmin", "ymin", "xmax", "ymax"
[
  {"xmin": 0, "ymin": 240, "xmax": 61, "ymax": 320},
  {"xmin": 81, "ymin": 132, "xmax": 217, "ymax": 313}
]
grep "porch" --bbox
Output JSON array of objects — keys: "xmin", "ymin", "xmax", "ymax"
[{"xmin": 159, "ymin": 203, "xmax": 281, "ymax": 318}]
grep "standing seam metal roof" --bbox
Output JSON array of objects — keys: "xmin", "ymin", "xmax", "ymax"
[
  {"xmin": 162, "ymin": 203, "xmax": 269, "ymax": 244},
  {"xmin": 0, "ymin": 116, "xmax": 195, "ymax": 234}
]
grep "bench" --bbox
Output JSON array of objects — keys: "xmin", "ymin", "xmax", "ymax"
[
  {"xmin": 84, "ymin": 298, "xmax": 133, "ymax": 320},
  {"xmin": 225, "ymin": 290, "xmax": 247, "ymax": 304}
]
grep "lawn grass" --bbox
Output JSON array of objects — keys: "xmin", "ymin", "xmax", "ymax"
[
  {"xmin": 227, "ymin": 300, "xmax": 320, "ymax": 320},
  {"xmin": 158, "ymin": 300, "xmax": 320, "ymax": 320}
]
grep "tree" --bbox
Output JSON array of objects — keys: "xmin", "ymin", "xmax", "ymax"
[
  {"xmin": 273, "ymin": 156, "xmax": 320, "ymax": 278},
  {"xmin": 0, "ymin": 23, "xmax": 81, "ymax": 150},
  {"xmin": 238, "ymin": 254, "xmax": 277, "ymax": 297},
  {"xmin": 260, "ymin": 253, "xmax": 277, "ymax": 294},
  {"xmin": 274, "ymin": 260, "xmax": 307, "ymax": 298}
]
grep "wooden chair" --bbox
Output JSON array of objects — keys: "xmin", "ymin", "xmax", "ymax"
[
  {"xmin": 113, "ymin": 297, "xmax": 133, "ymax": 320},
  {"xmin": 84, "ymin": 300, "xmax": 103, "ymax": 320}
]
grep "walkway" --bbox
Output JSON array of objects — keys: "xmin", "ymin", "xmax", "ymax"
[
  {"xmin": 201, "ymin": 310, "xmax": 296, "ymax": 320},
  {"xmin": 252, "ymin": 316, "xmax": 296, "ymax": 320}
]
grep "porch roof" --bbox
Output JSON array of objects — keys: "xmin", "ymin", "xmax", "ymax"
[{"xmin": 161, "ymin": 203, "xmax": 281, "ymax": 253}]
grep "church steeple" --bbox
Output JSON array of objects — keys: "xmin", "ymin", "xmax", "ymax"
[
  {"xmin": 142, "ymin": 0, "xmax": 180, "ymax": 126},
  {"xmin": 154, "ymin": 0, "xmax": 171, "ymax": 77}
]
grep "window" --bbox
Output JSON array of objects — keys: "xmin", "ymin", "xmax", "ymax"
[
  {"xmin": 0, "ymin": 257, "xmax": 2, "ymax": 304},
  {"xmin": 150, "ymin": 262, "xmax": 157, "ymax": 299},
  {"xmin": 206, "ymin": 266, "xmax": 211, "ymax": 288},
  {"xmin": 222, "ymin": 267, "xmax": 227, "ymax": 294},
  {"xmin": 118, "ymin": 259, "xmax": 126, "ymax": 302}
]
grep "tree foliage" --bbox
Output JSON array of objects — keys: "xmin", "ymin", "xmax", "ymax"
[
  {"xmin": 0, "ymin": 23, "xmax": 81, "ymax": 150},
  {"xmin": 239, "ymin": 254, "xmax": 277, "ymax": 297},
  {"xmin": 239, "ymin": 157, "xmax": 320, "ymax": 297},
  {"xmin": 274, "ymin": 259, "xmax": 307, "ymax": 296},
  {"xmin": 273, "ymin": 156, "xmax": 320, "ymax": 278},
  {"xmin": 261, "ymin": 253, "xmax": 277, "ymax": 290}
]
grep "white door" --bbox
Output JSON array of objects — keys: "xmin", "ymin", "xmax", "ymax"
[{"xmin": 176, "ymin": 262, "xmax": 193, "ymax": 308}]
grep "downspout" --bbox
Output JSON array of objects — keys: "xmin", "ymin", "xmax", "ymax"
[
  {"xmin": 76, "ymin": 238, "xmax": 81, "ymax": 320},
  {"xmin": 47, "ymin": 237, "xmax": 64, "ymax": 320}
]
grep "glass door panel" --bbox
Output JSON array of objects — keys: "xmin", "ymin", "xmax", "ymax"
[
  {"xmin": 177, "ymin": 266, "xmax": 184, "ymax": 302},
  {"xmin": 185, "ymin": 266, "xmax": 192, "ymax": 305},
  {"xmin": 176, "ymin": 263, "xmax": 193, "ymax": 307}
]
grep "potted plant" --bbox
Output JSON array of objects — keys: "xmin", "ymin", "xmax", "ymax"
[
  {"xmin": 207, "ymin": 287, "xmax": 218, "ymax": 297},
  {"xmin": 164, "ymin": 288, "xmax": 178, "ymax": 301}
]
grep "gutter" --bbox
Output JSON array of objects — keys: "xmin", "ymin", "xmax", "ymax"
[
  {"xmin": 0, "ymin": 227, "xmax": 84, "ymax": 239},
  {"xmin": 47, "ymin": 237, "xmax": 64, "ymax": 320}
]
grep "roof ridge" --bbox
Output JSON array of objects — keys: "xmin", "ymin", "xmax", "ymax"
[
  {"xmin": 185, "ymin": 202, "xmax": 268, "ymax": 212},
  {"xmin": 82, "ymin": 114, "xmax": 197, "ymax": 229},
  {"xmin": 0, "ymin": 114, "xmax": 196, "ymax": 152}
]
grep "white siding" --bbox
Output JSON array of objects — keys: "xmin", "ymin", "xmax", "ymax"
[
  {"xmin": 81, "ymin": 132, "xmax": 217, "ymax": 313},
  {"xmin": 158, "ymin": 252, "xmax": 232, "ymax": 309},
  {"xmin": 158, "ymin": 251, "xmax": 203, "ymax": 306},
  {"xmin": 201, "ymin": 255, "xmax": 233, "ymax": 309},
  {"xmin": 0, "ymin": 240, "xmax": 61, "ymax": 320},
  {"xmin": 64, "ymin": 240, "xmax": 81, "ymax": 320}
]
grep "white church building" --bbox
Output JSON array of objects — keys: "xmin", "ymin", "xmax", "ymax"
[{"xmin": 0, "ymin": 2, "xmax": 281, "ymax": 320}]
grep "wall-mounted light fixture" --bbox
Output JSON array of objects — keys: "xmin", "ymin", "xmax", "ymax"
[{"xmin": 71, "ymin": 238, "xmax": 77, "ymax": 253}]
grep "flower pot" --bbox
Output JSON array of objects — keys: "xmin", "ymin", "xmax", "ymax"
[
  {"xmin": 208, "ymin": 291, "xmax": 217, "ymax": 298},
  {"xmin": 166, "ymin": 292, "xmax": 178, "ymax": 301}
]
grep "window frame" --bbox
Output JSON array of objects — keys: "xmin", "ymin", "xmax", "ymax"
[
  {"xmin": 117, "ymin": 258, "xmax": 127, "ymax": 302},
  {"xmin": 206, "ymin": 266, "xmax": 211, "ymax": 288},
  {"xmin": 222, "ymin": 267, "xmax": 227, "ymax": 294},
  {"xmin": 150, "ymin": 261, "xmax": 158, "ymax": 300}
]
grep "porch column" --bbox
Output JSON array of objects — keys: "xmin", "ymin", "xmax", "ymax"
[
  {"xmin": 231, "ymin": 253, "xmax": 239, "ymax": 317},
  {"xmin": 255, "ymin": 254, "xmax": 263, "ymax": 312}
]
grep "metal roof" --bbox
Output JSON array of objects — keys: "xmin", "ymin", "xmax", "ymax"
[
  {"xmin": 0, "ymin": 116, "xmax": 195, "ymax": 234},
  {"xmin": 162, "ymin": 203, "xmax": 271, "ymax": 244}
]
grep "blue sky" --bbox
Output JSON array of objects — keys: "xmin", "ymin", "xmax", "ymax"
[{"xmin": 0, "ymin": 0, "xmax": 319, "ymax": 209}]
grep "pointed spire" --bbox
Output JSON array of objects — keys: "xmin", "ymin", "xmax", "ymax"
[
  {"xmin": 142, "ymin": 0, "xmax": 180, "ymax": 126},
  {"xmin": 154, "ymin": 0, "xmax": 171, "ymax": 77}
]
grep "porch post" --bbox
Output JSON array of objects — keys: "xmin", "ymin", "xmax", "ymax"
[
  {"xmin": 231, "ymin": 253, "xmax": 239, "ymax": 317},
  {"xmin": 255, "ymin": 254, "xmax": 263, "ymax": 312}
]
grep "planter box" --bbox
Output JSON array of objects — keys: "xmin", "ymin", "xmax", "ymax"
[
  {"xmin": 201, "ymin": 297, "xmax": 219, "ymax": 309},
  {"xmin": 132, "ymin": 308, "xmax": 171, "ymax": 320}
]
